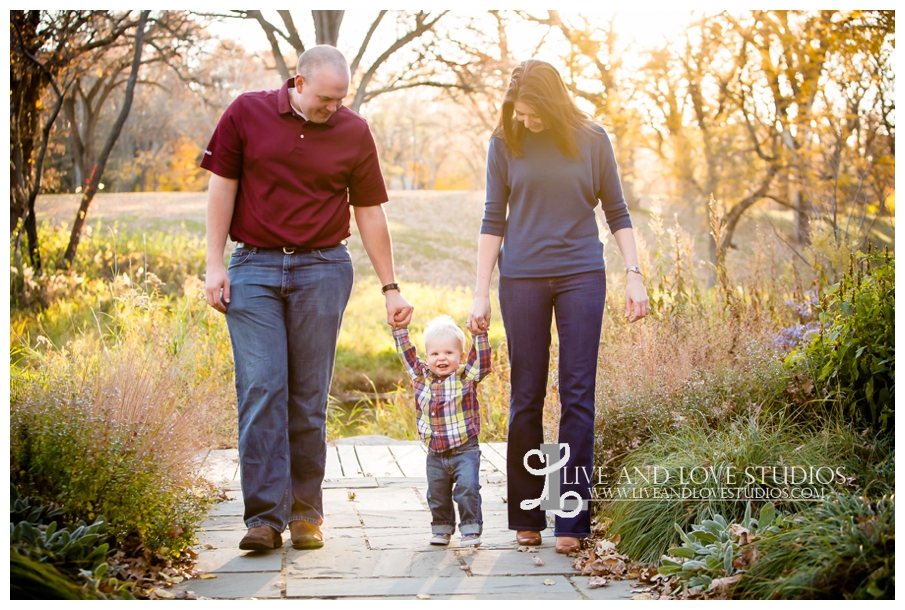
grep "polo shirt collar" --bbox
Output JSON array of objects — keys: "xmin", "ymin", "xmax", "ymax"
[{"xmin": 278, "ymin": 77, "xmax": 340, "ymax": 128}]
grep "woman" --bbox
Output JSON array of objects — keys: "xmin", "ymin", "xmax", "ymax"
[{"xmin": 467, "ymin": 59, "xmax": 649, "ymax": 553}]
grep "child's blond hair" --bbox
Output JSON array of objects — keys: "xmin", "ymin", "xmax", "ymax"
[{"xmin": 423, "ymin": 315, "xmax": 466, "ymax": 353}]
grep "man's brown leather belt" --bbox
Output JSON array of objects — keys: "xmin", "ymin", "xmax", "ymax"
[{"xmin": 235, "ymin": 242, "xmax": 336, "ymax": 254}]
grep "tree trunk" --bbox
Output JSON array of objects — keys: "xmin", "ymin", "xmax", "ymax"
[
  {"xmin": 62, "ymin": 11, "xmax": 150, "ymax": 268},
  {"xmin": 312, "ymin": 11, "xmax": 343, "ymax": 46},
  {"xmin": 794, "ymin": 187, "xmax": 810, "ymax": 244}
]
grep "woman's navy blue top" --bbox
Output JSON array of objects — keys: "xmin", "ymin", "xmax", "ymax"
[{"xmin": 480, "ymin": 123, "xmax": 633, "ymax": 278}]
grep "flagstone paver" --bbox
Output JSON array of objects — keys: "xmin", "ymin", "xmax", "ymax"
[{"xmin": 174, "ymin": 441, "xmax": 638, "ymax": 600}]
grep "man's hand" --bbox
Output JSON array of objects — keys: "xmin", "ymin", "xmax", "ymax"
[
  {"xmin": 385, "ymin": 290, "xmax": 413, "ymax": 328},
  {"xmin": 624, "ymin": 275, "xmax": 650, "ymax": 323},
  {"xmin": 467, "ymin": 296, "xmax": 491, "ymax": 334},
  {"xmin": 205, "ymin": 262, "xmax": 230, "ymax": 314}
]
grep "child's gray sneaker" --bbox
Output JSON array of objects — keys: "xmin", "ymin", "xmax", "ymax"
[
  {"xmin": 430, "ymin": 533, "xmax": 451, "ymax": 546},
  {"xmin": 460, "ymin": 533, "xmax": 482, "ymax": 548}
]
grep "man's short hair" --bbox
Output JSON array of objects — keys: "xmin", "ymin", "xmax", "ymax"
[
  {"xmin": 423, "ymin": 315, "xmax": 466, "ymax": 353},
  {"xmin": 296, "ymin": 45, "xmax": 350, "ymax": 81}
]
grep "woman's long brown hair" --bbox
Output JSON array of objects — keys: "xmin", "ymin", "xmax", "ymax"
[{"xmin": 495, "ymin": 59, "xmax": 592, "ymax": 158}]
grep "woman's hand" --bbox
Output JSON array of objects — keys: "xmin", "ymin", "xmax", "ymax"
[
  {"xmin": 467, "ymin": 296, "xmax": 492, "ymax": 334},
  {"xmin": 625, "ymin": 275, "xmax": 650, "ymax": 323}
]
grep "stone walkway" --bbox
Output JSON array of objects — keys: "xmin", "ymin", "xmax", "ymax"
[{"xmin": 175, "ymin": 438, "xmax": 636, "ymax": 600}]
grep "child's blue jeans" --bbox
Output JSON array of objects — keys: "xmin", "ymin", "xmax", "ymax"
[{"xmin": 425, "ymin": 436, "xmax": 483, "ymax": 536}]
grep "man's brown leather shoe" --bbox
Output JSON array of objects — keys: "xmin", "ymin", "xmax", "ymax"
[
  {"xmin": 238, "ymin": 526, "xmax": 283, "ymax": 551},
  {"xmin": 516, "ymin": 530, "xmax": 542, "ymax": 545},
  {"xmin": 290, "ymin": 521, "xmax": 325, "ymax": 550}
]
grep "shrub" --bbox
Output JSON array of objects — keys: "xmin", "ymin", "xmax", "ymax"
[
  {"xmin": 11, "ymin": 334, "xmax": 216, "ymax": 553},
  {"xmin": 791, "ymin": 247, "xmax": 894, "ymax": 431},
  {"xmin": 594, "ymin": 321, "xmax": 791, "ymax": 493},
  {"xmin": 736, "ymin": 493, "xmax": 895, "ymax": 599},
  {"xmin": 604, "ymin": 411, "xmax": 853, "ymax": 563}
]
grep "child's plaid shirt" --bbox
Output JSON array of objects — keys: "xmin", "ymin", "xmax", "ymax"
[{"xmin": 393, "ymin": 328, "xmax": 491, "ymax": 454}]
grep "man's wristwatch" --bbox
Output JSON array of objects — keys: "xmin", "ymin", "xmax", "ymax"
[
  {"xmin": 626, "ymin": 266, "xmax": 643, "ymax": 277},
  {"xmin": 381, "ymin": 282, "xmax": 400, "ymax": 294}
]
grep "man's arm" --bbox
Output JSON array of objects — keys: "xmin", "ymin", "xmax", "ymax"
[
  {"xmin": 205, "ymin": 174, "xmax": 239, "ymax": 314},
  {"xmin": 353, "ymin": 204, "xmax": 414, "ymax": 328}
]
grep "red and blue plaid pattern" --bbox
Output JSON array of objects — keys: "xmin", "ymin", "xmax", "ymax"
[{"xmin": 393, "ymin": 328, "xmax": 491, "ymax": 453}]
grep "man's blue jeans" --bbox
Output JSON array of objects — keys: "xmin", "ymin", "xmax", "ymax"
[
  {"xmin": 499, "ymin": 270, "xmax": 606, "ymax": 538},
  {"xmin": 225, "ymin": 244, "xmax": 353, "ymax": 532},
  {"xmin": 425, "ymin": 436, "xmax": 483, "ymax": 535}
]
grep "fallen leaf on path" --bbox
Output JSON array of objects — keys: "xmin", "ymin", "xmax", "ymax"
[
  {"xmin": 518, "ymin": 546, "xmax": 538, "ymax": 553},
  {"xmin": 154, "ymin": 589, "xmax": 175, "ymax": 599},
  {"xmin": 543, "ymin": 579, "xmax": 556, "ymax": 586},
  {"xmin": 587, "ymin": 576, "xmax": 608, "ymax": 589},
  {"xmin": 415, "ymin": 594, "xmax": 431, "ymax": 600},
  {"xmin": 203, "ymin": 544, "xmax": 214, "ymax": 550},
  {"xmin": 348, "ymin": 492, "xmax": 356, "ymax": 500},
  {"xmin": 460, "ymin": 565, "xmax": 471, "ymax": 571},
  {"xmin": 633, "ymin": 593, "xmax": 652, "ymax": 600},
  {"xmin": 200, "ymin": 574, "xmax": 218, "ymax": 580},
  {"xmin": 274, "ymin": 582, "xmax": 286, "ymax": 590},
  {"xmin": 532, "ymin": 556, "xmax": 546, "ymax": 566}
]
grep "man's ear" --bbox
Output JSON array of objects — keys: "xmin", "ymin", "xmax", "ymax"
[{"xmin": 294, "ymin": 74, "xmax": 306, "ymax": 93}]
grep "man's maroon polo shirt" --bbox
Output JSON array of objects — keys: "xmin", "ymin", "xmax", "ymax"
[{"xmin": 200, "ymin": 79, "xmax": 388, "ymax": 249}]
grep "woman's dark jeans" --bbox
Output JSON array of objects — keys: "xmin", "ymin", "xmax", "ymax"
[{"xmin": 499, "ymin": 270, "xmax": 606, "ymax": 538}]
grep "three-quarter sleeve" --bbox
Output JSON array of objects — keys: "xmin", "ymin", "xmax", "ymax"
[
  {"xmin": 595, "ymin": 129, "xmax": 633, "ymax": 234},
  {"xmin": 480, "ymin": 137, "xmax": 510, "ymax": 237}
]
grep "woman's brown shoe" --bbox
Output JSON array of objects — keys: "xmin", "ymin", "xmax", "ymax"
[
  {"xmin": 555, "ymin": 536, "xmax": 581, "ymax": 554},
  {"xmin": 516, "ymin": 530, "xmax": 542, "ymax": 545}
]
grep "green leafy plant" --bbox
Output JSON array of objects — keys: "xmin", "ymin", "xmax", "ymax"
[
  {"xmin": 793, "ymin": 247, "xmax": 894, "ymax": 431},
  {"xmin": 659, "ymin": 502, "xmax": 782, "ymax": 597},
  {"xmin": 10, "ymin": 486, "xmax": 134, "ymax": 600},
  {"xmin": 736, "ymin": 493, "xmax": 895, "ymax": 600}
]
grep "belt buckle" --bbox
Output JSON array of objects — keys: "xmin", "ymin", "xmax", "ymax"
[{"xmin": 282, "ymin": 246, "xmax": 296, "ymax": 255}]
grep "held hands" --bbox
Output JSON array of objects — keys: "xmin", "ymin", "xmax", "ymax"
[
  {"xmin": 205, "ymin": 262, "xmax": 230, "ymax": 314},
  {"xmin": 467, "ymin": 296, "xmax": 491, "ymax": 335},
  {"xmin": 386, "ymin": 290, "xmax": 414, "ymax": 329},
  {"xmin": 625, "ymin": 274, "xmax": 650, "ymax": 323}
]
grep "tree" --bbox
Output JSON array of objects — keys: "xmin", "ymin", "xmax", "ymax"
[
  {"xmin": 59, "ymin": 11, "xmax": 205, "ymax": 266},
  {"xmin": 10, "ymin": 11, "xmax": 136, "ymax": 270},
  {"xmin": 225, "ymin": 10, "xmax": 459, "ymax": 113},
  {"xmin": 634, "ymin": 10, "xmax": 894, "ymax": 273},
  {"xmin": 60, "ymin": 11, "xmax": 150, "ymax": 267}
]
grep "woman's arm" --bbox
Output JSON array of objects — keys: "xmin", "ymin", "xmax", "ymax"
[
  {"xmin": 467, "ymin": 233, "xmax": 503, "ymax": 334},
  {"xmin": 612, "ymin": 227, "xmax": 649, "ymax": 323}
]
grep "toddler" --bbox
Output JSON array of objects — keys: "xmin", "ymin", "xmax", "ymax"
[{"xmin": 393, "ymin": 315, "xmax": 491, "ymax": 547}]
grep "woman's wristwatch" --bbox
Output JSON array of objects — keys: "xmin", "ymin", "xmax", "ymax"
[
  {"xmin": 626, "ymin": 266, "xmax": 643, "ymax": 277},
  {"xmin": 381, "ymin": 282, "xmax": 400, "ymax": 294}
]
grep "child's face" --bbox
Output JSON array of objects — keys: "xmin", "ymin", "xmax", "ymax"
[{"xmin": 425, "ymin": 335, "xmax": 465, "ymax": 377}]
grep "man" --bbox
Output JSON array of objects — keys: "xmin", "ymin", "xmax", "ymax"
[{"xmin": 202, "ymin": 45, "xmax": 413, "ymax": 552}]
